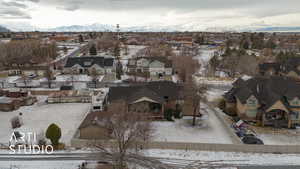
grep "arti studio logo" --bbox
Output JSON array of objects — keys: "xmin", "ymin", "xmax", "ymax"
[{"xmin": 9, "ymin": 132, "xmax": 53, "ymax": 154}]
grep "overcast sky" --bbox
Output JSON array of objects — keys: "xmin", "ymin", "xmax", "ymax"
[{"xmin": 0, "ymin": 0, "xmax": 300, "ymax": 29}]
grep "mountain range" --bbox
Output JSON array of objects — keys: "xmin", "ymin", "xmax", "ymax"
[
  {"xmin": 0, "ymin": 25, "xmax": 10, "ymax": 32},
  {"xmin": 2, "ymin": 23, "xmax": 300, "ymax": 32}
]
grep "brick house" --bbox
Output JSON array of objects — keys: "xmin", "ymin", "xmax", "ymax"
[{"xmin": 107, "ymin": 81, "xmax": 184, "ymax": 119}]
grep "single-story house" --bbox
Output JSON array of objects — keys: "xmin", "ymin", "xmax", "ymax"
[{"xmin": 107, "ymin": 81, "xmax": 183, "ymax": 119}]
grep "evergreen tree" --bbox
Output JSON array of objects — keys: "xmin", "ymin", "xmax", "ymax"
[
  {"xmin": 46, "ymin": 123, "xmax": 61, "ymax": 146},
  {"xmin": 89, "ymin": 44, "xmax": 97, "ymax": 55}
]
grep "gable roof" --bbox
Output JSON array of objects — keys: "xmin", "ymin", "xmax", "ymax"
[
  {"xmin": 226, "ymin": 76, "xmax": 300, "ymax": 110},
  {"xmin": 78, "ymin": 111, "xmax": 110, "ymax": 129},
  {"xmin": 65, "ymin": 56, "xmax": 114, "ymax": 68},
  {"xmin": 108, "ymin": 81, "xmax": 183, "ymax": 104}
]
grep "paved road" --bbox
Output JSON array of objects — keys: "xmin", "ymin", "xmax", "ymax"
[
  {"xmin": 0, "ymin": 152, "xmax": 300, "ymax": 169},
  {"xmin": 239, "ymin": 166, "xmax": 300, "ymax": 169}
]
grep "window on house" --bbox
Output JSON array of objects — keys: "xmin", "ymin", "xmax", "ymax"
[
  {"xmin": 84, "ymin": 61, "xmax": 92, "ymax": 66},
  {"xmin": 93, "ymin": 106, "xmax": 101, "ymax": 110},
  {"xmin": 247, "ymin": 97, "xmax": 257, "ymax": 106}
]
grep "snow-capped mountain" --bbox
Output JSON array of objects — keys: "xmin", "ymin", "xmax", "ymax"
[
  {"xmin": 3, "ymin": 22, "xmax": 300, "ymax": 32},
  {"xmin": 45, "ymin": 23, "xmax": 115, "ymax": 32}
]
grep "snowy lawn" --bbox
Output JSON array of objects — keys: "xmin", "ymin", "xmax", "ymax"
[
  {"xmin": 144, "ymin": 149, "xmax": 300, "ymax": 166},
  {"xmin": 250, "ymin": 127, "xmax": 300, "ymax": 145},
  {"xmin": 206, "ymin": 88, "xmax": 227, "ymax": 102},
  {"xmin": 0, "ymin": 96, "xmax": 90, "ymax": 146},
  {"xmin": 0, "ymin": 160, "xmax": 84, "ymax": 169},
  {"xmin": 193, "ymin": 47, "xmax": 216, "ymax": 75},
  {"xmin": 151, "ymin": 106, "xmax": 233, "ymax": 144},
  {"xmin": 55, "ymin": 74, "xmax": 92, "ymax": 82}
]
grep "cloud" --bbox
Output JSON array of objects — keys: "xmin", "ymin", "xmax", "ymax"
[
  {"xmin": 57, "ymin": 4, "xmax": 80, "ymax": 11},
  {"xmin": 55, "ymin": 0, "xmax": 82, "ymax": 11},
  {"xmin": 37, "ymin": 0, "xmax": 300, "ymax": 19},
  {"xmin": 2, "ymin": 0, "xmax": 300, "ymax": 28},
  {"xmin": 15, "ymin": 0, "xmax": 40, "ymax": 3},
  {"xmin": 1, "ymin": 1, "xmax": 28, "ymax": 8},
  {"xmin": 0, "ymin": 0, "xmax": 34, "ymax": 20},
  {"xmin": 0, "ymin": 8, "xmax": 32, "ymax": 19}
]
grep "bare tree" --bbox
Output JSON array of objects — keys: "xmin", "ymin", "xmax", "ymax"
[
  {"xmin": 171, "ymin": 51, "xmax": 200, "ymax": 83},
  {"xmin": 98, "ymin": 101, "xmax": 153, "ymax": 169},
  {"xmin": 184, "ymin": 77, "xmax": 207, "ymax": 126},
  {"xmin": 45, "ymin": 66, "xmax": 54, "ymax": 88},
  {"xmin": 89, "ymin": 68, "xmax": 98, "ymax": 87}
]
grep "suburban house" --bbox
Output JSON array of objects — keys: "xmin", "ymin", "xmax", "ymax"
[
  {"xmin": 127, "ymin": 57, "xmax": 173, "ymax": 77},
  {"xmin": 259, "ymin": 58, "xmax": 300, "ymax": 80},
  {"xmin": 107, "ymin": 81, "xmax": 183, "ymax": 119},
  {"xmin": 64, "ymin": 56, "xmax": 115, "ymax": 75},
  {"xmin": 224, "ymin": 76, "xmax": 300, "ymax": 128},
  {"xmin": 280, "ymin": 57, "xmax": 300, "ymax": 80}
]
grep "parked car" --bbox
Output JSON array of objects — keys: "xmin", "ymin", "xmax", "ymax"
[{"xmin": 242, "ymin": 136, "xmax": 264, "ymax": 145}]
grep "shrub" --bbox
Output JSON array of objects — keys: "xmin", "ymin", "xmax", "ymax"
[
  {"xmin": 174, "ymin": 104, "xmax": 183, "ymax": 119},
  {"xmin": 164, "ymin": 109, "xmax": 174, "ymax": 121},
  {"xmin": 10, "ymin": 116, "xmax": 22, "ymax": 129},
  {"xmin": 46, "ymin": 123, "xmax": 62, "ymax": 146},
  {"xmin": 37, "ymin": 131, "xmax": 47, "ymax": 146},
  {"xmin": 174, "ymin": 110, "xmax": 182, "ymax": 119}
]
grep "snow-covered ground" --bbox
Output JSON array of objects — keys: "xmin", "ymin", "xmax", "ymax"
[
  {"xmin": 258, "ymin": 133, "xmax": 300, "ymax": 145},
  {"xmin": 249, "ymin": 127, "xmax": 300, "ymax": 145},
  {"xmin": 0, "ymin": 96, "xmax": 90, "ymax": 146},
  {"xmin": 55, "ymin": 75, "xmax": 92, "ymax": 82},
  {"xmin": 206, "ymin": 88, "xmax": 227, "ymax": 102},
  {"xmin": 195, "ymin": 77, "xmax": 233, "ymax": 86},
  {"xmin": 193, "ymin": 46, "xmax": 216, "ymax": 75},
  {"xmin": 152, "ymin": 105, "xmax": 233, "ymax": 144},
  {"xmin": 0, "ymin": 160, "xmax": 84, "ymax": 169},
  {"xmin": 144, "ymin": 149, "xmax": 300, "ymax": 166}
]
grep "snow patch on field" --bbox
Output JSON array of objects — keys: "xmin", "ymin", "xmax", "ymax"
[
  {"xmin": 55, "ymin": 75, "xmax": 92, "ymax": 82},
  {"xmin": 257, "ymin": 132, "xmax": 300, "ymax": 145},
  {"xmin": 0, "ymin": 96, "xmax": 90, "ymax": 146},
  {"xmin": 152, "ymin": 106, "xmax": 233, "ymax": 144},
  {"xmin": 144, "ymin": 149, "xmax": 300, "ymax": 165},
  {"xmin": 0, "ymin": 160, "xmax": 84, "ymax": 169}
]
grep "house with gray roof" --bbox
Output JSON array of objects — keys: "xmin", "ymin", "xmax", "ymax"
[
  {"xmin": 107, "ymin": 81, "xmax": 183, "ymax": 119},
  {"xmin": 64, "ymin": 56, "xmax": 115, "ymax": 75},
  {"xmin": 224, "ymin": 76, "xmax": 300, "ymax": 128}
]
